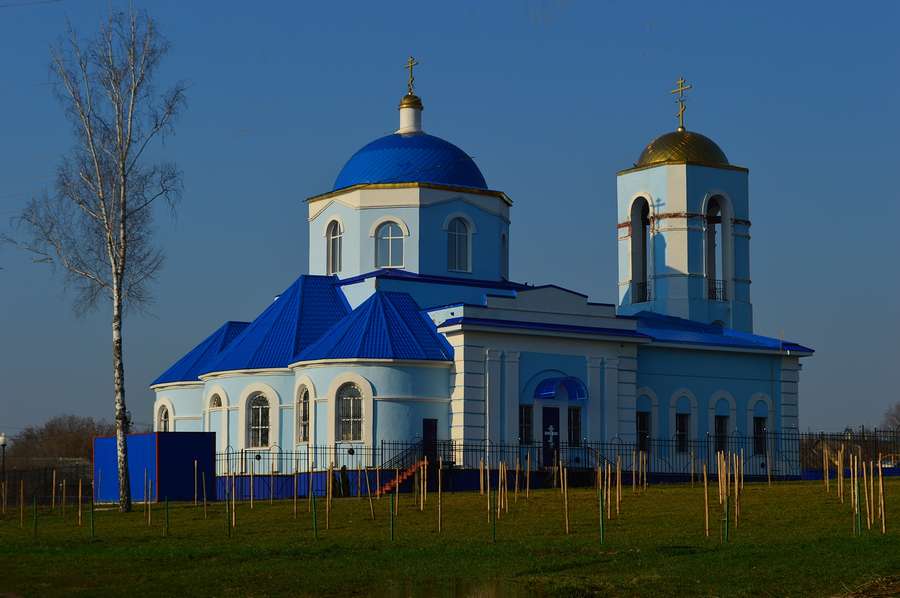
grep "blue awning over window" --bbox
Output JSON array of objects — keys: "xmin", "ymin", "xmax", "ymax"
[{"xmin": 534, "ymin": 376, "xmax": 587, "ymax": 401}]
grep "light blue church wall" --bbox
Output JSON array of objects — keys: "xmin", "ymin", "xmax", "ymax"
[
  {"xmin": 635, "ymin": 346, "xmax": 781, "ymax": 439},
  {"xmin": 417, "ymin": 198, "xmax": 508, "ymax": 281},
  {"xmin": 154, "ymin": 386, "xmax": 203, "ymax": 432},
  {"xmin": 201, "ymin": 373, "xmax": 295, "ymax": 449},
  {"xmin": 296, "ymin": 363, "xmax": 451, "ymax": 444},
  {"xmin": 616, "ymin": 164, "xmax": 753, "ymax": 332}
]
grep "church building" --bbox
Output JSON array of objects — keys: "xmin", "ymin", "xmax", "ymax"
[{"xmin": 150, "ymin": 67, "xmax": 812, "ymax": 473}]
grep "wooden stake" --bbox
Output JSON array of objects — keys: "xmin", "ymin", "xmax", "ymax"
[
  {"xmin": 606, "ymin": 463, "xmax": 612, "ymax": 520},
  {"xmin": 52, "ymin": 469, "xmax": 57, "ymax": 512},
  {"xmin": 879, "ymin": 457, "xmax": 886, "ymax": 534},
  {"xmin": 616, "ymin": 456, "xmax": 621, "ymax": 516},
  {"xmin": 479, "ymin": 459, "xmax": 484, "ymax": 495},
  {"xmin": 863, "ymin": 460, "xmax": 871, "ymax": 530},
  {"xmin": 514, "ymin": 457, "xmax": 520, "ymax": 504},
  {"xmin": 632, "ymin": 449, "xmax": 637, "ymax": 494},
  {"xmin": 364, "ymin": 467, "xmax": 375, "ymax": 521},
  {"xmin": 270, "ymin": 467, "xmax": 274, "ymax": 505},
  {"xmin": 194, "ymin": 459, "xmax": 198, "ymax": 507},
  {"xmin": 202, "ymin": 471, "xmax": 208, "ymax": 520},
  {"xmin": 62, "ymin": 478, "xmax": 67, "ymax": 519},
  {"xmin": 486, "ymin": 459, "xmax": 491, "ymax": 520},
  {"xmin": 307, "ymin": 450, "xmax": 312, "ymax": 513},
  {"xmin": 563, "ymin": 466, "xmax": 570, "ymax": 535},
  {"xmin": 293, "ymin": 467, "xmax": 298, "ymax": 519},
  {"xmin": 437, "ymin": 457, "xmax": 443, "ymax": 534},
  {"xmin": 19, "ymin": 480, "xmax": 24, "ymax": 528},
  {"xmin": 394, "ymin": 467, "xmax": 399, "ymax": 516},
  {"xmin": 231, "ymin": 472, "xmax": 236, "ymax": 529},
  {"xmin": 526, "ymin": 451, "xmax": 531, "ymax": 499},
  {"xmin": 703, "ymin": 463, "xmax": 709, "ymax": 537},
  {"xmin": 77, "ymin": 479, "xmax": 83, "ymax": 527},
  {"xmin": 250, "ymin": 462, "xmax": 255, "ymax": 509},
  {"xmin": 691, "ymin": 451, "xmax": 695, "ymax": 488}
]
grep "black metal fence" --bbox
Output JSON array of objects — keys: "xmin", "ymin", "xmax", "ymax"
[
  {"xmin": 214, "ymin": 430, "xmax": 900, "ymax": 481},
  {"xmin": 1, "ymin": 458, "xmax": 93, "ymax": 507}
]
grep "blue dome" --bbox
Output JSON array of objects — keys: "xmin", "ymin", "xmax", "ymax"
[{"xmin": 333, "ymin": 132, "xmax": 488, "ymax": 191}]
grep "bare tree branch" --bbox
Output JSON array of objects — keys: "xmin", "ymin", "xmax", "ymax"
[{"xmin": 4, "ymin": 8, "xmax": 184, "ymax": 512}]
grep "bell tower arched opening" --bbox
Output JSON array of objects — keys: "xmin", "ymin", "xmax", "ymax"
[{"xmin": 630, "ymin": 197, "xmax": 651, "ymax": 303}]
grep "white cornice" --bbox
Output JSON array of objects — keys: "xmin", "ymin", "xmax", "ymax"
[
  {"xmin": 149, "ymin": 381, "xmax": 203, "ymax": 391},
  {"xmin": 199, "ymin": 368, "xmax": 293, "ymax": 381}
]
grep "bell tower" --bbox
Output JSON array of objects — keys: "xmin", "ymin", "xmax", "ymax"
[{"xmin": 616, "ymin": 79, "xmax": 753, "ymax": 332}]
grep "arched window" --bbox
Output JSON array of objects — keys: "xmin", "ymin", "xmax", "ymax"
[
  {"xmin": 337, "ymin": 383, "xmax": 362, "ymax": 442},
  {"xmin": 630, "ymin": 197, "xmax": 651, "ymax": 303},
  {"xmin": 706, "ymin": 196, "xmax": 726, "ymax": 301},
  {"xmin": 326, "ymin": 220, "xmax": 342, "ymax": 275},
  {"xmin": 297, "ymin": 386, "xmax": 310, "ymax": 443},
  {"xmin": 447, "ymin": 217, "xmax": 470, "ymax": 272},
  {"xmin": 675, "ymin": 396, "xmax": 692, "ymax": 453},
  {"xmin": 375, "ymin": 221, "xmax": 403, "ymax": 268},
  {"xmin": 158, "ymin": 406, "xmax": 170, "ymax": 432},
  {"xmin": 247, "ymin": 394, "xmax": 270, "ymax": 448},
  {"xmin": 209, "ymin": 394, "xmax": 222, "ymax": 409}
]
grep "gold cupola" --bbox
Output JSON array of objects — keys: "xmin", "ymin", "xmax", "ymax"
[{"xmin": 635, "ymin": 129, "xmax": 729, "ymax": 168}]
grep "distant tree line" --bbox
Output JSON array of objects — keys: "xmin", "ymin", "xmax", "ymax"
[{"xmin": 7, "ymin": 415, "xmax": 117, "ymax": 461}]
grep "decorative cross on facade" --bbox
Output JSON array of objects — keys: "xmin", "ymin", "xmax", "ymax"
[
  {"xmin": 544, "ymin": 425, "xmax": 558, "ymax": 445},
  {"xmin": 404, "ymin": 56, "xmax": 419, "ymax": 95},
  {"xmin": 671, "ymin": 76, "xmax": 692, "ymax": 131}
]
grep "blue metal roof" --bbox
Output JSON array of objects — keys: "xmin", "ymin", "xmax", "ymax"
[
  {"xmin": 634, "ymin": 311, "xmax": 814, "ymax": 354},
  {"xmin": 333, "ymin": 133, "xmax": 488, "ymax": 191},
  {"xmin": 203, "ymin": 275, "xmax": 351, "ymax": 374},
  {"xmin": 151, "ymin": 321, "xmax": 249, "ymax": 386},
  {"xmin": 535, "ymin": 376, "xmax": 587, "ymax": 400},
  {"xmin": 294, "ymin": 291, "xmax": 453, "ymax": 362}
]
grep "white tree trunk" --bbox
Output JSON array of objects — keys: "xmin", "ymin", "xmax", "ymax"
[{"xmin": 112, "ymin": 282, "xmax": 132, "ymax": 512}]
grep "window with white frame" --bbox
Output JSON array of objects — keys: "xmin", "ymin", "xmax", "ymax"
[
  {"xmin": 447, "ymin": 217, "xmax": 470, "ymax": 272},
  {"xmin": 337, "ymin": 383, "xmax": 362, "ymax": 442},
  {"xmin": 247, "ymin": 394, "xmax": 270, "ymax": 448},
  {"xmin": 158, "ymin": 406, "xmax": 170, "ymax": 432},
  {"xmin": 326, "ymin": 220, "xmax": 342, "ymax": 274},
  {"xmin": 375, "ymin": 221, "xmax": 403, "ymax": 268},
  {"xmin": 297, "ymin": 386, "xmax": 310, "ymax": 443}
]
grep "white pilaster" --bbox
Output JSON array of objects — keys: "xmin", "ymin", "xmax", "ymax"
[
  {"xmin": 586, "ymin": 356, "xmax": 604, "ymax": 442},
  {"xmin": 485, "ymin": 348, "xmax": 502, "ymax": 444},
  {"xmin": 603, "ymin": 357, "xmax": 619, "ymax": 442},
  {"xmin": 504, "ymin": 351, "xmax": 520, "ymax": 443}
]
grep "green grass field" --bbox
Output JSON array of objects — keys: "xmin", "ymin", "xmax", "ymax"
[{"xmin": 1, "ymin": 479, "xmax": 898, "ymax": 597}]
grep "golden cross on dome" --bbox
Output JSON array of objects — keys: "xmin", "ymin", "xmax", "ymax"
[
  {"xmin": 671, "ymin": 76, "xmax": 692, "ymax": 131},
  {"xmin": 404, "ymin": 56, "xmax": 419, "ymax": 95}
]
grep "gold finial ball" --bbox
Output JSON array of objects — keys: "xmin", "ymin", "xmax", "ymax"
[{"xmin": 399, "ymin": 93, "xmax": 423, "ymax": 111}]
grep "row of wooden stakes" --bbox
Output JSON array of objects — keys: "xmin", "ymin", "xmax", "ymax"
[{"xmin": 822, "ymin": 445, "xmax": 887, "ymax": 535}]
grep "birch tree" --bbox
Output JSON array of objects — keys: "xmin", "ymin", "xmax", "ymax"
[{"xmin": 6, "ymin": 9, "xmax": 185, "ymax": 511}]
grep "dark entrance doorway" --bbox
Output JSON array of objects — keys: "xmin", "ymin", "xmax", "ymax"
[
  {"xmin": 542, "ymin": 406, "xmax": 559, "ymax": 467},
  {"xmin": 422, "ymin": 418, "xmax": 438, "ymax": 464}
]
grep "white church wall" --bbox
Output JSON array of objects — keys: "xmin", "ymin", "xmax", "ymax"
[
  {"xmin": 636, "ymin": 346, "xmax": 784, "ymax": 440},
  {"xmin": 291, "ymin": 362, "xmax": 451, "ymax": 447},
  {"xmin": 153, "ymin": 384, "xmax": 203, "ymax": 432},
  {"xmin": 442, "ymin": 327, "xmax": 628, "ymax": 447}
]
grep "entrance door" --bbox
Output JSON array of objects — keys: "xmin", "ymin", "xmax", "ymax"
[
  {"xmin": 422, "ymin": 418, "xmax": 438, "ymax": 464},
  {"xmin": 542, "ymin": 407, "xmax": 560, "ymax": 467}
]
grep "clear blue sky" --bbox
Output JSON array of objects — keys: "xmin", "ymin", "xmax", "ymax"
[{"xmin": 1, "ymin": 0, "xmax": 898, "ymax": 434}]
